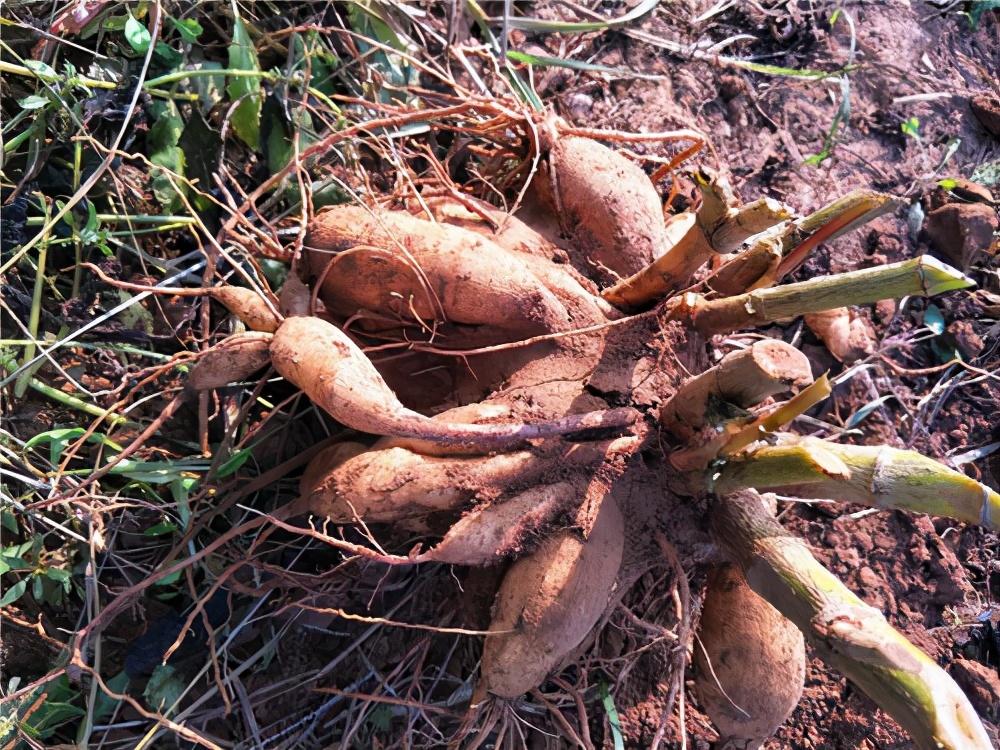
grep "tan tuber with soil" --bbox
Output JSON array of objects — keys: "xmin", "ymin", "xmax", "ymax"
[{"xmin": 155, "ymin": 112, "xmax": 998, "ymax": 749}]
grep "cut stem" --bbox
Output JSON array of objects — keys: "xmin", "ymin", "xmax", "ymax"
[
  {"xmin": 603, "ymin": 177, "xmax": 793, "ymax": 308},
  {"xmin": 603, "ymin": 212, "xmax": 715, "ymax": 307},
  {"xmin": 713, "ymin": 436, "xmax": 1000, "ymax": 529},
  {"xmin": 685, "ymin": 255, "xmax": 973, "ymax": 336},
  {"xmin": 707, "ymin": 190, "xmax": 896, "ymax": 295},
  {"xmin": 713, "ymin": 490, "xmax": 993, "ymax": 750},
  {"xmin": 660, "ymin": 339, "xmax": 812, "ymax": 442}
]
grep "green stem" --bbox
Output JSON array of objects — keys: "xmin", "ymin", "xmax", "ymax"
[
  {"xmin": 0, "ymin": 353, "xmax": 133, "ymax": 428},
  {"xmin": 713, "ymin": 490, "xmax": 993, "ymax": 750},
  {"xmin": 687, "ymin": 255, "xmax": 973, "ymax": 335},
  {"xmin": 713, "ymin": 436, "xmax": 1000, "ymax": 529},
  {"xmin": 25, "ymin": 214, "xmax": 198, "ymax": 226},
  {"xmin": 13, "ymin": 198, "xmax": 50, "ymax": 399}
]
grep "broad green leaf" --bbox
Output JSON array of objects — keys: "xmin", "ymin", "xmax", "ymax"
[
  {"xmin": 171, "ymin": 16, "xmax": 203, "ymax": 43},
  {"xmin": 148, "ymin": 103, "xmax": 186, "ymax": 211},
  {"xmin": 18, "ymin": 95, "xmax": 49, "ymax": 110},
  {"xmin": 189, "ymin": 60, "xmax": 226, "ymax": 110},
  {"xmin": 227, "ymin": 15, "xmax": 262, "ymax": 150},
  {"xmin": 144, "ymin": 664, "xmax": 186, "ymax": 711},
  {"xmin": 1, "ymin": 509, "xmax": 17, "ymax": 535},
  {"xmin": 0, "ymin": 578, "xmax": 28, "ymax": 607},
  {"xmin": 24, "ymin": 60, "xmax": 56, "ymax": 78},
  {"xmin": 124, "ymin": 11, "xmax": 151, "ymax": 54},
  {"xmin": 0, "ymin": 555, "xmax": 33, "ymax": 574},
  {"xmin": 154, "ymin": 42, "xmax": 183, "ymax": 66},
  {"xmin": 44, "ymin": 566, "xmax": 72, "ymax": 592},
  {"xmin": 924, "ymin": 304, "xmax": 945, "ymax": 335}
]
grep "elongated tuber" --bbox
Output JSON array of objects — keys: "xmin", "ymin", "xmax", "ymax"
[
  {"xmin": 541, "ymin": 135, "xmax": 668, "ymax": 280},
  {"xmin": 305, "ymin": 205, "xmax": 570, "ymax": 334},
  {"xmin": 694, "ymin": 564, "xmax": 805, "ymax": 749},
  {"xmin": 478, "ymin": 492, "xmax": 624, "ymax": 699},
  {"xmin": 269, "ymin": 316, "xmax": 639, "ymax": 451}
]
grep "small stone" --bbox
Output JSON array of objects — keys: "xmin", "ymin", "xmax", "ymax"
[
  {"xmin": 949, "ymin": 658, "xmax": 1000, "ymax": 720},
  {"xmin": 947, "ymin": 319, "xmax": 984, "ymax": 359},
  {"xmin": 971, "ymin": 93, "xmax": 1000, "ymax": 138},
  {"xmin": 924, "ymin": 202, "xmax": 999, "ymax": 269}
]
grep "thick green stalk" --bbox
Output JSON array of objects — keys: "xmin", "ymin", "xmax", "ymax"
[
  {"xmin": 687, "ymin": 255, "xmax": 973, "ymax": 336},
  {"xmin": 712, "ymin": 436, "xmax": 1000, "ymax": 529},
  {"xmin": 713, "ymin": 490, "xmax": 993, "ymax": 750}
]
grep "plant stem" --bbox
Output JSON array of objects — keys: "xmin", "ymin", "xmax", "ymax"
[
  {"xmin": 713, "ymin": 436, "xmax": 1000, "ymax": 529},
  {"xmin": 713, "ymin": 490, "xmax": 993, "ymax": 750},
  {"xmin": 603, "ymin": 212, "xmax": 715, "ymax": 307},
  {"xmin": 0, "ymin": 353, "xmax": 133, "ymax": 428},
  {"xmin": 685, "ymin": 255, "xmax": 973, "ymax": 336},
  {"xmin": 660, "ymin": 339, "xmax": 811, "ymax": 442},
  {"xmin": 707, "ymin": 190, "xmax": 896, "ymax": 295}
]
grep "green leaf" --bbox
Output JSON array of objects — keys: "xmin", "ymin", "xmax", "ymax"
[
  {"xmin": 937, "ymin": 178, "xmax": 958, "ymax": 191},
  {"xmin": 24, "ymin": 428, "xmax": 122, "ymax": 465},
  {"xmin": 599, "ymin": 681, "xmax": 625, "ymax": 750},
  {"xmin": 44, "ymin": 566, "xmax": 72, "ymax": 592},
  {"xmin": 144, "ymin": 665, "xmax": 186, "ymax": 711},
  {"xmin": 143, "ymin": 521, "xmax": 178, "ymax": 537},
  {"xmin": 846, "ymin": 394, "xmax": 896, "ymax": 429},
  {"xmin": 32, "ymin": 573, "xmax": 44, "ymax": 602},
  {"xmin": 216, "ymin": 448, "xmax": 252, "ymax": 478},
  {"xmin": 0, "ymin": 555, "xmax": 33, "ymax": 574},
  {"xmin": 0, "ymin": 578, "xmax": 28, "ymax": 607},
  {"xmin": 91, "ymin": 671, "xmax": 129, "ymax": 723},
  {"xmin": 153, "ymin": 570, "xmax": 183, "ymax": 587},
  {"xmin": 19, "ymin": 94, "xmax": 49, "ymax": 110},
  {"xmin": 901, "ymin": 116, "xmax": 920, "ymax": 138},
  {"xmin": 24, "ymin": 60, "xmax": 57, "ymax": 78},
  {"xmin": 124, "ymin": 11, "xmax": 151, "ymax": 54},
  {"xmin": 924, "ymin": 303, "xmax": 945, "ymax": 335},
  {"xmin": 1, "ymin": 509, "xmax": 18, "ymax": 535},
  {"xmin": 227, "ymin": 15, "xmax": 262, "ymax": 150},
  {"xmin": 154, "ymin": 42, "xmax": 183, "ymax": 66},
  {"xmin": 171, "ymin": 17, "xmax": 203, "ymax": 43},
  {"xmin": 148, "ymin": 104, "xmax": 187, "ymax": 211}
]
